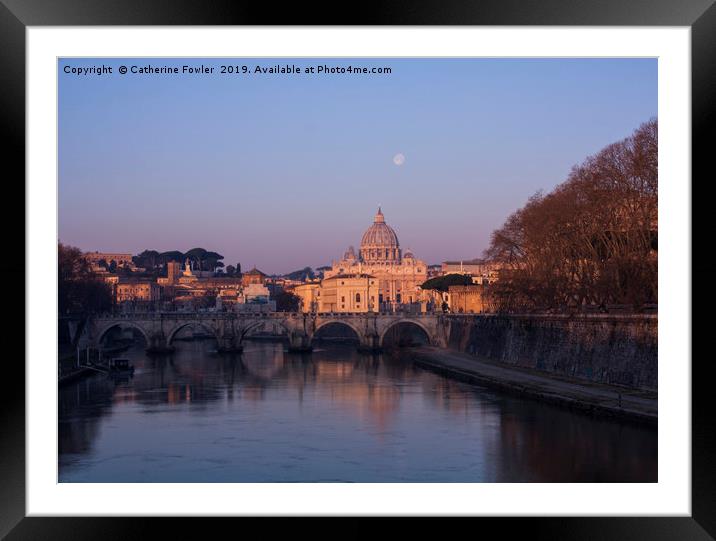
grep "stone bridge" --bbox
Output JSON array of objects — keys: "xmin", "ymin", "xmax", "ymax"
[{"xmin": 83, "ymin": 312, "xmax": 450, "ymax": 353}]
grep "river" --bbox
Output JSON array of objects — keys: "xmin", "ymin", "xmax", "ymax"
[{"xmin": 58, "ymin": 339, "xmax": 657, "ymax": 482}]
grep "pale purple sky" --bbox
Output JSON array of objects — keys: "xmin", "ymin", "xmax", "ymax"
[{"xmin": 59, "ymin": 58, "xmax": 657, "ymax": 274}]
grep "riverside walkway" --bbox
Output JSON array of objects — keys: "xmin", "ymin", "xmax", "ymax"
[{"xmin": 407, "ymin": 346, "xmax": 657, "ymax": 424}]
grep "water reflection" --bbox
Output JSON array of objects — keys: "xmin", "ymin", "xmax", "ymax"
[{"xmin": 59, "ymin": 340, "xmax": 657, "ymax": 482}]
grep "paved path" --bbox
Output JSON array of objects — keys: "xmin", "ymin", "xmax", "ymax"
[{"xmin": 407, "ymin": 347, "xmax": 657, "ymax": 424}]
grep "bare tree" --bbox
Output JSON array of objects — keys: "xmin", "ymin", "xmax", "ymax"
[{"xmin": 486, "ymin": 119, "xmax": 657, "ymax": 313}]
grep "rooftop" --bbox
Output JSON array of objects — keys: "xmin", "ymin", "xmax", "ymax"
[{"xmin": 327, "ymin": 273, "xmax": 376, "ymax": 280}]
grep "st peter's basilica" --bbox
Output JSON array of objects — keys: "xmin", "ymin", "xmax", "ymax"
[{"xmin": 295, "ymin": 208, "xmax": 428, "ymax": 312}]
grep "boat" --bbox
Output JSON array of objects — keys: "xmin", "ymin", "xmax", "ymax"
[{"xmin": 107, "ymin": 357, "xmax": 135, "ymax": 376}]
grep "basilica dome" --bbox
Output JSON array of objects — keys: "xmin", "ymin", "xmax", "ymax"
[{"xmin": 360, "ymin": 208, "xmax": 402, "ymax": 263}]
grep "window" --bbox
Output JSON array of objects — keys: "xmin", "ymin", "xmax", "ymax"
[
  {"xmin": 356, "ymin": 293, "xmax": 361, "ymax": 302},
  {"xmin": 341, "ymin": 296, "xmax": 345, "ymax": 302}
]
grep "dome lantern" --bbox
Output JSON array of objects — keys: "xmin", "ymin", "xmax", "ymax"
[{"xmin": 374, "ymin": 206, "xmax": 385, "ymax": 223}]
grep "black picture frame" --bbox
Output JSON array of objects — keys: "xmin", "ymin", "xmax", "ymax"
[{"xmin": 2, "ymin": 0, "xmax": 710, "ymax": 537}]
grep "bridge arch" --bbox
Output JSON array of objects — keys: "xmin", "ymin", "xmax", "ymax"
[
  {"xmin": 380, "ymin": 319, "xmax": 432, "ymax": 348},
  {"xmin": 312, "ymin": 320, "xmax": 363, "ymax": 345},
  {"xmin": 239, "ymin": 318, "xmax": 292, "ymax": 341},
  {"xmin": 167, "ymin": 321, "xmax": 220, "ymax": 345},
  {"xmin": 97, "ymin": 321, "xmax": 151, "ymax": 347}
]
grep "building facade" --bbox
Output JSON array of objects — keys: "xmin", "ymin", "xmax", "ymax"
[
  {"xmin": 155, "ymin": 259, "xmax": 246, "ymax": 305},
  {"xmin": 116, "ymin": 280, "xmax": 161, "ymax": 303},
  {"xmin": 441, "ymin": 259, "xmax": 501, "ymax": 285},
  {"xmin": 448, "ymin": 284, "xmax": 491, "ymax": 313},
  {"xmin": 293, "ymin": 281, "xmax": 322, "ymax": 313},
  {"xmin": 242, "ymin": 267, "xmax": 268, "ymax": 286},
  {"xmin": 316, "ymin": 273, "xmax": 376, "ymax": 313},
  {"xmin": 84, "ymin": 251, "xmax": 134, "ymax": 267}
]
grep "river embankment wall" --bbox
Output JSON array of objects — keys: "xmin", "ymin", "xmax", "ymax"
[{"xmin": 441, "ymin": 314, "xmax": 657, "ymax": 391}]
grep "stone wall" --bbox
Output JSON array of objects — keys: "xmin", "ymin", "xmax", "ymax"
[{"xmin": 444, "ymin": 314, "xmax": 657, "ymax": 391}]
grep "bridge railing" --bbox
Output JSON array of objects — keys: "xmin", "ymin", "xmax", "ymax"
[
  {"xmin": 93, "ymin": 309, "xmax": 446, "ymax": 320},
  {"xmin": 93, "ymin": 310, "xmax": 311, "ymax": 320}
]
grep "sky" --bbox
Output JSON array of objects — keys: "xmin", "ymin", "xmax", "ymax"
[{"xmin": 59, "ymin": 58, "xmax": 657, "ymax": 274}]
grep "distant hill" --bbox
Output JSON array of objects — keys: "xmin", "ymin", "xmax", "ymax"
[{"xmin": 284, "ymin": 267, "xmax": 314, "ymax": 281}]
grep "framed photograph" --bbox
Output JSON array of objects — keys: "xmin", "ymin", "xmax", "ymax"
[{"xmin": 3, "ymin": 0, "xmax": 710, "ymax": 537}]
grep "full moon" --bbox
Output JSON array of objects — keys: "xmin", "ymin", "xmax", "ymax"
[{"xmin": 393, "ymin": 153, "xmax": 406, "ymax": 166}]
